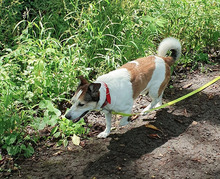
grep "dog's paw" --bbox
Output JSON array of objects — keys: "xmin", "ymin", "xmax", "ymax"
[{"xmin": 97, "ymin": 131, "xmax": 109, "ymax": 138}]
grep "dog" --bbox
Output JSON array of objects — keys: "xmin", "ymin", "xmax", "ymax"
[{"xmin": 65, "ymin": 37, "xmax": 181, "ymax": 138}]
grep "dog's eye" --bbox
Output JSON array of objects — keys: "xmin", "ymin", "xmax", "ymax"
[{"xmin": 78, "ymin": 103, "xmax": 85, "ymax": 107}]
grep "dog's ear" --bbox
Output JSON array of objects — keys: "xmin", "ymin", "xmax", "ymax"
[
  {"xmin": 86, "ymin": 83, "xmax": 101, "ymax": 102},
  {"xmin": 77, "ymin": 76, "xmax": 89, "ymax": 87},
  {"xmin": 88, "ymin": 83, "xmax": 101, "ymax": 93}
]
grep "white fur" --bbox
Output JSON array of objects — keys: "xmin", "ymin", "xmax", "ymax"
[
  {"xmin": 146, "ymin": 56, "xmax": 166, "ymax": 95},
  {"xmin": 95, "ymin": 69, "xmax": 133, "ymax": 138},
  {"xmin": 140, "ymin": 56, "xmax": 166, "ymax": 114},
  {"xmin": 157, "ymin": 37, "xmax": 181, "ymax": 60},
  {"xmin": 96, "ymin": 68, "xmax": 133, "ymax": 111}
]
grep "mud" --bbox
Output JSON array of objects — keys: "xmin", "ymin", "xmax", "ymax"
[{"xmin": 7, "ymin": 68, "xmax": 220, "ymax": 179}]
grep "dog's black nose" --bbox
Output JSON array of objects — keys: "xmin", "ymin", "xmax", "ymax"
[{"xmin": 65, "ymin": 113, "xmax": 71, "ymax": 120}]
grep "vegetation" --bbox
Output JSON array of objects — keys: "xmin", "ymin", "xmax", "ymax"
[{"xmin": 0, "ymin": 0, "xmax": 219, "ymax": 160}]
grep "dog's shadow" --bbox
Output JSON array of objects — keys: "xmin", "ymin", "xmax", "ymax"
[{"xmin": 83, "ymin": 87, "xmax": 220, "ymax": 178}]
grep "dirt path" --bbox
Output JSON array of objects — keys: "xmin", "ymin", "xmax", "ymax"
[{"xmin": 9, "ymin": 69, "xmax": 220, "ymax": 179}]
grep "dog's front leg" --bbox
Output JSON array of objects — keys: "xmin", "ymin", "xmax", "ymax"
[{"xmin": 97, "ymin": 112, "xmax": 112, "ymax": 138}]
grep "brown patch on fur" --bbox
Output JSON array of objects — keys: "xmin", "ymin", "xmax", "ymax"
[
  {"xmin": 78, "ymin": 76, "xmax": 89, "ymax": 86},
  {"xmin": 76, "ymin": 84, "xmax": 90, "ymax": 101},
  {"xmin": 162, "ymin": 57, "xmax": 174, "ymax": 66},
  {"xmin": 158, "ymin": 56, "xmax": 174, "ymax": 96},
  {"xmin": 158, "ymin": 62, "xmax": 171, "ymax": 97},
  {"xmin": 74, "ymin": 76, "xmax": 90, "ymax": 101},
  {"xmin": 120, "ymin": 56, "xmax": 156, "ymax": 99}
]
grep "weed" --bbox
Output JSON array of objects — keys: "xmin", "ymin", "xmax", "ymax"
[{"xmin": 51, "ymin": 118, "xmax": 88, "ymax": 147}]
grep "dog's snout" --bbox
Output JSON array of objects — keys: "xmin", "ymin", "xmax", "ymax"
[{"xmin": 65, "ymin": 113, "xmax": 71, "ymax": 120}]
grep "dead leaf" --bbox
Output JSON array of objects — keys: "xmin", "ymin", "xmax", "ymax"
[
  {"xmin": 116, "ymin": 166, "xmax": 122, "ymax": 170},
  {"xmin": 72, "ymin": 134, "xmax": 80, "ymax": 146},
  {"xmin": 192, "ymin": 121, "xmax": 198, "ymax": 125},
  {"xmin": 53, "ymin": 151, "xmax": 62, "ymax": 156},
  {"xmin": 174, "ymin": 118, "xmax": 184, "ymax": 123},
  {"xmin": 80, "ymin": 141, "xmax": 86, "ymax": 147},
  {"xmin": 145, "ymin": 124, "xmax": 161, "ymax": 132},
  {"xmin": 207, "ymin": 93, "xmax": 214, "ymax": 99},
  {"xmin": 114, "ymin": 137, "xmax": 119, "ymax": 141},
  {"xmin": 148, "ymin": 134, "xmax": 161, "ymax": 139},
  {"xmin": 159, "ymin": 153, "xmax": 163, "ymax": 157},
  {"xmin": 184, "ymin": 108, "xmax": 188, "ymax": 116},
  {"xmin": 183, "ymin": 83, "xmax": 192, "ymax": 89},
  {"xmin": 191, "ymin": 157, "xmax": 201, "ymax": 163},
  {"xmin": 131, "ymin": 115, "xmax": 139, "ymax": 121}
]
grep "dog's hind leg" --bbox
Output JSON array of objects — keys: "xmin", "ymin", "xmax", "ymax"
[
  {"xmin": 119, "ymin": 106, "xmax": 133, "ymax": 126},
  {"xmin": 97, "ymin": 112, "xmax": 112, "ymax": 138},
  {"xmin": 140, "ymin": 92, "xmax": 163, "ymax": 115},
  {"xmin": 119, "ymin": 116, "xmax": 130, "ymax": 126},
  {"xmin": 155, "ymin": 92, "xmax": 163, "ymax": 108}
]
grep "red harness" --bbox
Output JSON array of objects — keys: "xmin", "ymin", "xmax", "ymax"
[{"xmin": 101, "ymin": 82, "xmax": 111, "ymax": 108}]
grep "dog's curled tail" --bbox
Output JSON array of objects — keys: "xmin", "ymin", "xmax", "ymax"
[{"xmin": 157, "ymin": 37, "xmax": 181, "ymax": 61}]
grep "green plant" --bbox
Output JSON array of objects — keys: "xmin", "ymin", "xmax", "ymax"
[
  {"xmin": 31, "ymin": 100, "xmax": 61, "ymax": 130},
  {"xmin": 0, "ymin": 65, "xmax": 35, "ymax": 157},
  {"xmin": 1, "ymin": 133, "xmax": 35, "ymax": 158},
  {"xmin": 51, "ymin": 118, "xmax": 88, "ymax": 147}
]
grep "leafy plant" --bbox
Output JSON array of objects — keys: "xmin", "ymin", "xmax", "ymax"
[
  {"xmin": 1, "ymin": 133, "xmax": 35, "ymax": 158},
  {"xmin": 31, "ymin": 100, "xmax": 61, "ymax": 130},
  {"xmin": 51, "ymin": 118, "xmax": 88, "ymax": 147}
]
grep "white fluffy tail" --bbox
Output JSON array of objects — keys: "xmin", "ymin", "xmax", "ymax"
[{"xmin": 157, "ymin": 37, "xmax": 181, "ymax": 61}]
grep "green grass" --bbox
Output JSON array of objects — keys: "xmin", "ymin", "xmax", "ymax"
[{"xmin": 0, "ymin": 0, "xmax": 219, "ymax": 159}]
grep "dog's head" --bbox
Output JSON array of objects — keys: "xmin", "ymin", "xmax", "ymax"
[{"xmin": 65, "ymin": 76, "xmax": 101, "ymax": 122}]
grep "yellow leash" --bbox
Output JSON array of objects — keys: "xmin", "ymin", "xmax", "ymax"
[{"xmin": 111, "ymin": 76, "xmax": 220, "ymax": 117}]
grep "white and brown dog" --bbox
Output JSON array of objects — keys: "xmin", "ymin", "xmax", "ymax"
[{"xmin": 65, "ymin": 37, "xmax": 181, "ymax": 138}]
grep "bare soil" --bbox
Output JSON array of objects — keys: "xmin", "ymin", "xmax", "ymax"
[{"xmin": 6, "ymin": 66, "xmax": 220, "ymax": 179}]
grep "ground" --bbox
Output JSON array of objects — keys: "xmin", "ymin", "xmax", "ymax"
[{"xmin": 5, "ymin": 65, "xmax": 220, "ymax": 179}]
